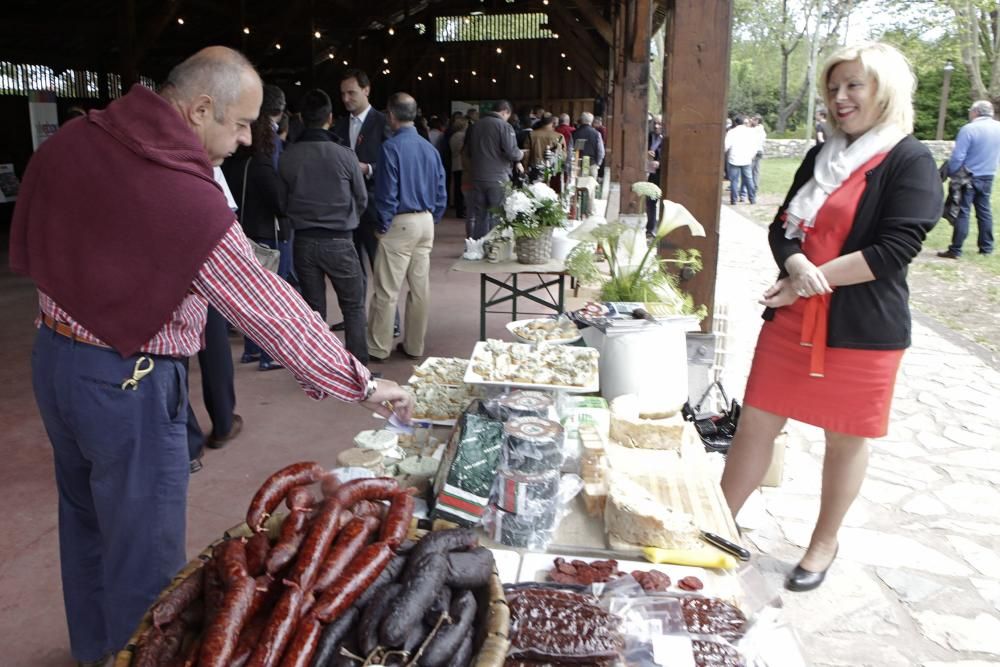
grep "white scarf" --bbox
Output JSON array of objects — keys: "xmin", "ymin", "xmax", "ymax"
[{"xmin": 784, "ymin": 123, "xmax": 906, "ymax": 240}]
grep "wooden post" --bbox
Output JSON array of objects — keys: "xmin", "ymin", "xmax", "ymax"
[
  {"xmin": 611, "ymin": 0, "xmax": 652, "ymax": 215},
  {"xmin": 660, "ymin": 0, "xmax": 732, "ymax": 332}
]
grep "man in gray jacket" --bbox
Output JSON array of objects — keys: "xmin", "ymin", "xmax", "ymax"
[
  {"xmin": 463, "ymin": 99, "xmax": 524, "ymax": 239},
  {"xmin": 279, "ymin": 89, "xmax": 370, "ymax": 364}
]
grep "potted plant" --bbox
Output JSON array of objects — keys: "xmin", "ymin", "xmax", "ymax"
[
  {"xmin": 565, "ymin": 181, "xmax": 707, "ymax": 318},
  {"xmin": 493, "ymin": 181, "xmax": 567, "ymax": 264}
]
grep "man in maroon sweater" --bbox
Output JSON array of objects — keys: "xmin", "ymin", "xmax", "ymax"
[{"xmin": 11, "ymin": 47, "xmax": 411, "ymax": 666}]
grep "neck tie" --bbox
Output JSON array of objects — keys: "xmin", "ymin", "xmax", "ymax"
[{"xmin": 350, "ymin": 115, "xmax": 362, "ymax": 152}]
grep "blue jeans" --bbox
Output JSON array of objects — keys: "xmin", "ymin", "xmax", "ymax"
[
  {"xmin": 295, "ymin": 235, "xmax": 369, "ymax": 364},
  {"xmin": 949, "ymin": 175, "xmax": 995, "ymax": 255},
  {"xmin": 730, "ymin": 164, "xmax": 755, "ymax": 204},
  {"xmin": 32, "ymin": 328, "xmax": 189, "ymax": 661}
]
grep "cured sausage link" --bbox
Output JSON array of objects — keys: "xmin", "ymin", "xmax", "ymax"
[
  {"xmin": 198, "ymin": 576, "xmax": 256, "ymax": 667},
  {"xmin": 278, "ymin": 613, "xmax": 324, "ymax": 667},
  {"xmin": 312, "ymin": 542, "xmax": 394, "ymax": 623},
  {"xmin": 313, "ymin": 515, "xmax": 379, "ymax": 592},
  {"xmin": 332, "ymin": 477, "xmax": 399, "ymax": 507},
  {"xmin": 246, "ymin": 585, "xmax": 305, "ymax": 667},
  {"xmin": 247, "ymin": 462, "xmax": 326, "ymax": 532},
  {"xmin": 287, "ymin": 500, "xmax": 343, "ymax": 592},
  {"xmin": 379, "ymin": 492, "xmax": 414, "ymax": 548},
  {"xmin": 151, "ymin": 565, "xmax": 204, "ymax": 629}
]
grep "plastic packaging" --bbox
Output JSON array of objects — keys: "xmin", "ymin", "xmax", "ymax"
[
  {"xmin": 493, "ymin": 467, "xmax": 560, "ymax": 514},
  {"xmin": 496, "ymin": 390, "xmax": 557, "ymax": 420},
  {"xmin": 502, "ymin": 416, "xmax": 565, "ymax": 474},
  {"xmin": 483, "ymin": 474, "xmax": 582, "ymax": 550},
  {"xmin": 505, "ymin": 585, "xmax": 626, "ymax": 663}
]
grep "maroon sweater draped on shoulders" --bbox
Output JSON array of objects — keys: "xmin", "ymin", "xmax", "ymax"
[{"xmin": 9, "ymin": 84, "xmax": 235, "ymax": 357}]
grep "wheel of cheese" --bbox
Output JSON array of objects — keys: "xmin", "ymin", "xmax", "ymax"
[{"xmin": 609, "ymin": 394, "xmax": 686, "ymax": 450}]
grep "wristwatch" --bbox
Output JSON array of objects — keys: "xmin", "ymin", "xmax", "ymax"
[{"xmin": 363, "ymin": 377, "xmax": 379, "ymax": 401}]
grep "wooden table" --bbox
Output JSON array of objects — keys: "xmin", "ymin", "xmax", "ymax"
[{"xmin": 451, "ymin": 257, "xmax": 568, "ymax": 341}]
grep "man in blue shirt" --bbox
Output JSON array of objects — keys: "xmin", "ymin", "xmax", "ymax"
[
  {"xmin": 368, "ymin": 92, "xmax": 447, "ymax": 361},
  {"xmin": 939, "ymin": 99, "xmax": 1000, "ymax": 258}
]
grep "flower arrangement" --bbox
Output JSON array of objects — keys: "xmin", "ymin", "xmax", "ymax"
[
  {"xmin": 565, "ymin": 181, "xmax": 707, "ymax": 318},
  {"xmin": 493, "ymin": 181, "xmax": 567, "ymax": 239}
]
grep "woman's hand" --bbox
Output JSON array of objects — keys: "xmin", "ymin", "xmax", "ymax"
[
  {"xmin": 785, "ymin": 254, "xmax": 832, "ymax": 298},
  {"xmin": 360, "ymin": 379, "xmax": 414, "ymax": 423},
  {"xmin": 759, "ymin": 278, "xmax": 800, "ymax": 308}
]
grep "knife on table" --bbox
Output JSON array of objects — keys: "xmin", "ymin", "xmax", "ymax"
[{"xmin": 700, "ymin": 531, "xmax": 751, "ymax": 562}]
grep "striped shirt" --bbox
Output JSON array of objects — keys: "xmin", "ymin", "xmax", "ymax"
[{"xmin": 38, "ymin": 221, "xmax": 370, "ymax": 402}]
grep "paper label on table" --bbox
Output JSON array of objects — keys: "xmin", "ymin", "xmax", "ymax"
[{"xmin": 651, "ymin": 635, "xmax": 696, "ymax": 667}]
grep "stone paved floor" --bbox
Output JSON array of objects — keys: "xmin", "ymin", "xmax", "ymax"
[{"xmin": 715, "ymin": 205, "xmax": 1000, "ymax": 666}]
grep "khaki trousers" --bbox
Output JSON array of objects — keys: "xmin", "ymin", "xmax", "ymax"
[{"xmin": 367, "ymin": 212, "xmax": 434, "ymax": 359}]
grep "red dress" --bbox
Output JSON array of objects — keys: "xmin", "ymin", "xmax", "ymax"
[{"xmin": 744, "ymin": 152, "xmax": 904, "ymax": 438}]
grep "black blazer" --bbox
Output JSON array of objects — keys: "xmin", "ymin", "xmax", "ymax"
[
  {"xmin": 765, "ymin": 134, "xmax": 942, "ymax": 350},
  {"xmin": 333, "ymin": 107, "xmax": 388, "ymax": 190}
]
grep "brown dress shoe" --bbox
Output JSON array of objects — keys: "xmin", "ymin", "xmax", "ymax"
[
  {"xmin": 206, "ymin": 414, "xmax": 243, "ymax": 450},
  {"xmin": 937, "ymin": 250, "xmax": 960, "ymax": 259}
]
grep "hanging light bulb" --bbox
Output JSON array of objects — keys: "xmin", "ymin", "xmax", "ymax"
[
  {"xmin": 176, "ymin": 17, "xmax": 185, "ymax": 25},
  {"xmin": 328, "ymin": 53, "xmax": 335, "ymax": 59},
  {"xmin": 313, "ymin": 30, "xmax": 321, "ymax": 39},
  {"xmin": 453, "ymin": 78, "xmax": 459, "ymax": 84},
  {"xmin": 243, "ymin": 27, "xmax": 250, "ymax": 35},
  {"xmin": 566, "ymin": 65, "xmax": 572, "ymax": 71},
  {"xmin": 471, "ymin": 70, "xmax": 477, "ymax": 76},
  {"xmin": 275, "ymin": 43, "xmax": 282, "ymax": 50},
  {"xmin": 383, "ymin": 57, "xmax": 390, "ymax": 64},
  {"xmin": 428, "ymin": 72, "xmax": 433, "ymax": 77},
  {"xmin": 496, "ymin": 47, "xmax": 502, "ymax": 54},
  {"xmin": 418, "ymin": 76, "xmax": 423, "ymax": 81},
  {"xmin": 515, "ymin": 64, "xmax": 521, "ymax": 70},
  {"xmin": 560, "ymin": 52, "xmax": 566, "ymax": 58},
  {"xmin": 529, "ymin": 74, "xmax": 534, "ymax": 79},
  {"xmin": 343, "ymin": 60, "xmax": 348, "ymax": 66},
  {"xmin": 388, "ymin": 26, "xmax": 395, "ymax": 35},
  {"xmin": 440, "ymin": 56, "xmax": 446, "ymax": 62},
  {"xmin": 491, "ymin": 77, "xmax": 497, "ymax": 83}
]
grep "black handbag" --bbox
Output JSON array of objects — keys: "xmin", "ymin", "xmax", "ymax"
[
  {"xmin": 682, "ymin": 381, "xmax": 741, "ymax": 454},
  {"xmin": 240, "ymin": 157, "xmax": 281, "ymax": 273}
]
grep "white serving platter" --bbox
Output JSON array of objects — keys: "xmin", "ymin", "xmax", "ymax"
[
  {"xmin": 406, "ymin": 357, "xmax": 470, "ymax": 386},
  {"xmin": 463, "ymin": 341, "xmax": 599, "ymax": 394},
  {"xmin": 505, "ymin": 318, "xmax": 582, "ymax": 345}
]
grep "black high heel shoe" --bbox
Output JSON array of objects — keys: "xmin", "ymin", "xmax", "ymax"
[{"xmin": 785, "ymin": 545, "xmax": 839, "ymax": 592}]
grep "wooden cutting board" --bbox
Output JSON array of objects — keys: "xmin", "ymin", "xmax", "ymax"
[{"xmin": 605, "ymin": 440, "xmax": 742, "ymax": 553}]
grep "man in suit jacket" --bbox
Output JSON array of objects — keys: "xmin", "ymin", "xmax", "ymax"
[{"xmin": 332, "ymin": 69, "xmax": 399, "ymax": 336}]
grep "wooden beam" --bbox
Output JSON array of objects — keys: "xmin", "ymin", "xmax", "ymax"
[
  {"xmin": 659, "ymin": 0, "xmax": 732, "ymax": 332},
  {"xmin": 573, "ymin": 0, "xmax": 613, "ymax": 45},
  {"xmin": 610, "ymin": 0, "xmax": 652, "ymax": 214},
  {"xmin": 134, "ymin": 0, "xmax": 183, "ymax": 66},
  {"xmin": 547, "ymin": 7, "xmax": 606, "ymax": 90}
]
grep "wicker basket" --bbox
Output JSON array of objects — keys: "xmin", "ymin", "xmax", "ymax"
[
  {"xmin": 116, "ymin": 516, "xmax": 510, "ymax": 667},
  {"xmin": 515, "ymin": 227, "xmax": 554, "ymax": 264}
]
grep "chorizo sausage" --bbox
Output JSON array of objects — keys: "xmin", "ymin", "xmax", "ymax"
[
  {"xmin": 313, "ymin": 515, "xmax": 379, "ymax": 592},
  {"xmin": 351, "ymin": 553, "xmax": 406, "ymax": 610},
  {"xmin": 247, "ymin": 462, "xmax": 326, "ymax": 532},
  {"xmin": 445, "ymin": 547, "xmax": 495, "ymax": 588},
  {"xmin": 246, "ymin": 584, "xmax": 305, "ymax": 667},
  {"xmin": 320, "ymin": 472, "xmax": 340, "ymax": 498},
  {"xmin": 349, "ymin": 499, "xmax": 383, "ymax": 520},
  {"xmin": 287, "ymin": 500, "xmax": 343, "ymax": 592},
  {"xmin": 246, "ymin": 531, "xmax": 271, "ymax": 577},
  {"xmin": 151, "ymin": 566, "xmax": 204, "ymax": 628},
  {"xmin": 278, "ymin": 612, "xmax": 324, "ymax": 667},
  {"xmin": 312, "ymin": 542, "xmax": 394, "ymax": 623},
  {"xmin": 218, "ymin": 538, "xmax": 251, "ymax": 584},
  {"xmin": 177, "ymin": 634, "xmax": 201, "ymax": 667},
  {"xmin": 419, "ymin": 589, "xmax": 477, "ymax": 667},
  {"xmin": 266, "ymin": 508, "xmax": 311, "ymax": 574},
  {"xmin": 311, "ymin": 605, "xmax": 359, "ymax": 667},
  {"xmin": 231, "ymin": 610, "xmax": 267, "ymax": 667},
  {"xmin": 379, "ymin": 492, "xmax": 415, "ymax": 548},
  {"xmin": 203, "ymin": 551, "xmax": 225, "ymax": 625},
  {"xmin": 358, "ymin": 583, "xmax": 402, "ymax": 656},
  {"xmin": 332, "ymin": 477, "xmax": 399, "ymax": 507},
  {"xmin": 247, "ymin": 573, "xmax": 282, "ymax": 622},
  {"xmin": 198, "ymin": 575, "xmax": 256, "ymax": 667},
  {"xmin": 380, "ymin": 551, "xmax": 449, "ymax": 647},
  {"xmin": 286, "ymin": 485, "xmax": 319, "ymax": 511},
  {"xmin": 404, "ymin": 529, "xmax": 478, "ymax": 578}
]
